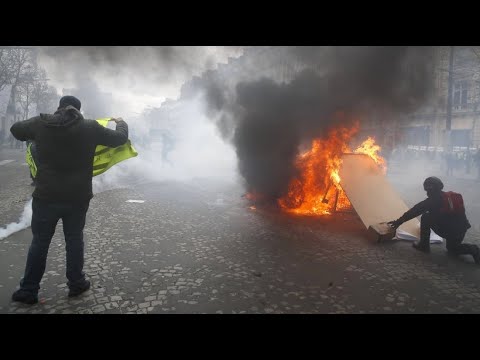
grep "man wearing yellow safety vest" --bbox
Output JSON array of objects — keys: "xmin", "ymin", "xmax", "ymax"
[{"xmin": 9, "ymin": 95, "xmax": 129, "ymax": 305}]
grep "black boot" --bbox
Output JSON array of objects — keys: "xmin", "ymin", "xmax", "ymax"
[
  {"xmin": 12, "ymin": 289, "xmax": 38, "ymax": 305},
  {"xmin": 413, "ymin": 241, "xmax": 430, "ymax": 253},
  {"xmin": 68, "ymin": 280, "xmax": 91, "ymax": 297}
]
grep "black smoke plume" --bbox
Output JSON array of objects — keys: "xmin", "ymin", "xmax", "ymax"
[{"xmin": 201, "ymin": 46, "xmax": 435, "ymax": 201}]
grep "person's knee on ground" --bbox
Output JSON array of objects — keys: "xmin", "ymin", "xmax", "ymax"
[
  {"xmin": 445, "ymin": 232, "xmax": 480, "ymax": 264},
  {"xmin": 447, "ymin": 242, "xmax": 480, "ymax": 264}
]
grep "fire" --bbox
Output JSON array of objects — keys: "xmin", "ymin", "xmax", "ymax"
[
  {"xmin": 354, "ymin": 136, "xmax": 386, "ymax": 173},
  {"xmin": 330, "ymin": 169, "xmax": 341, "ymax": 184},
  {"xmin": 278, "ymin": 125, "xmax": 385, "ymax": 216}
]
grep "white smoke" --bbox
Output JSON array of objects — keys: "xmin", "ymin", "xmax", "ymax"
[
  {"xmin": 33, "ymin": 46, "xmax": 244, "ymax": 194},
  {"xmin": 92, "ymin": 96, "xmax": 239, "ymax": 194},
  {"xmin": 0, "ymin": 199, "xmax": 33, "ymax": 240},
  {"xmin": 38, "ymin": 46, "xmax": 245, "ymax": 119}
]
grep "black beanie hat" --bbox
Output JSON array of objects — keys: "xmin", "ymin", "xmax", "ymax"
[
  {"xmin": 59, "ymin": 96, "xmax": 81, "ymax": 111},
  {"xmin": 423, "ymin": 176, "xmax": 444, "ymax": 191}
]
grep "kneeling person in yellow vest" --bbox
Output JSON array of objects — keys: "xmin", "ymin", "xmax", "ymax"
[{"xmin": 10, "ymin": 95, "xmax": 131, "ymax": 305}]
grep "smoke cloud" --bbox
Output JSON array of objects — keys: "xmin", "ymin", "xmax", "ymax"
[
  {"xmin": 32, "ymin": 46, "xmax": 243, "ymax": 193},
  {"xmin": 0, "ymin": 199, "xmax": 32, "ymax": 240},
  {"xmin": 32, "ymin": 46, "xmax": 436, "ymax": 203},
  {"xmin": 37, "ymin": 46, "xmax": 244, "ymax": 117},
  {"xmin": 201, "ymin": 46, "xmax": 436, "ymax": 200}
]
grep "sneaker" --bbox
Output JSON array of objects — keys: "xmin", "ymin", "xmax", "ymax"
[
  {"xmin": 12, "ymin": 289, "xmax": 38, "ymax": 305},
  {"xmin": 412, "ymin": 241, "xmax": 430, "ymax": 253},
  {"xmin": 68, "ymin": 280, "xmax": 91, "ymax": 297}
]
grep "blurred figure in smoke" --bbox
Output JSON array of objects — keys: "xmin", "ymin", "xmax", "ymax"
[
  {"xmin": 455, "ymin": 152, "xmax": 463, "ymax": 172},
  {"xmin": 388, "ymin": 177, "xmax": 479, "ymax": 264},
  {"xmin": 445, "ymin": 151, "xmax": 455, "ymax": 177},
  {"xmin": 465, "ymin": 149, "xmax": 472, "ymax": 175},
  {"xmin": 9, "ymin": 95, "xmax": 129, "ymax": 305},
  {"xmin": 475, "ymin": 148, "xmax": 480, "ymax": 181}
]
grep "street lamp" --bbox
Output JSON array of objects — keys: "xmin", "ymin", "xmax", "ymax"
[{"xmin": 446, "ymin": 46, "xmax": 454, "ymax": 147}]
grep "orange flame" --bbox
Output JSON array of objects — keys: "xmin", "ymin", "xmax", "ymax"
[
  {"xmin": 278, "ymin": 125, "xmax": 385, "ymax": 216},
  {"xmin": 354, "ymin": 136, "xmax": 387, "ymax": 174}
]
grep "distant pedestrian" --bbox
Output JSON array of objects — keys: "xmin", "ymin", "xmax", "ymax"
[
  {"xmin": 466, "ymin": 149, "xmax": 472, "ymax": 175},
  {"xmin": 475, "ymin": 150, "xmax": 480, "ymax": 181},
  {"xmin": 445, "ymin": 152, "xmax": 455, "ymax": 176}
]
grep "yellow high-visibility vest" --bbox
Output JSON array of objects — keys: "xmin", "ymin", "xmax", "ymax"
[
  {"xmin": 26, "ymin": 118, "xmax": 138, "ymax": 178},
  {"xmin": 26, "ymin": 142, "xmax": 37, "ymax": 178},
  {"xmin": 92, "ymin": 118, "xmax": 138, "ymax": 176}
]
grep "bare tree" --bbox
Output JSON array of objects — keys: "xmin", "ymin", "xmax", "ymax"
[
  {"xmin": 0, "ymin": 49, "xmax": 34, "ymax": 118},
  {"xmin": 1, "ymin": 48, "xmax": 59, "ymax": 120},
  {"xmin": 0, "ymin": 49, "xmax": 15, "ymax": 92},
  {"xmin": 0, "ymin": 48, "xmax": 28, "ymax": 93},
  {"xmin": 16, "ymin": 63, "xmax": 38, "ymax": 120},
  {"xmin": 9, "ymin": 48, "xmax": 31, "ymax": 88},
  {"xmin": 34, "ymin": 81, "xmax": 60, "ymax": 114}
]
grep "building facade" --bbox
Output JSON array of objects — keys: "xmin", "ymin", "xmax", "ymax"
[
  {"xmin": 149, "ymin": 46, "xmax": 480, "ymax": 152},
  {"xmin": 399, "ymin": 46, "xmax": 480, "ymax": 150}
]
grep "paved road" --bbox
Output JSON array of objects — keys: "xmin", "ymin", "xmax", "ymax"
[{"xmin": 1, "ymin": 147, "xmax": 480, "ymax": 314}]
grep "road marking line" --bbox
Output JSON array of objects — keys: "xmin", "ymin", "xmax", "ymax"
[{"xmin": 0, "ymin": 160, "xmax": 15, "ymax": 166}]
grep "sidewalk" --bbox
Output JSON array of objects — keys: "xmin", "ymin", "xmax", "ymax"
[{"xmin": 0, "ymin": 146, "xmax": 27, "ymax": 161}]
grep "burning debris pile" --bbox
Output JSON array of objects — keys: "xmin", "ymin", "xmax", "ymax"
[
  {"xmin": 277, "ymin": 124, "xmax": 386, "ymax": 216},
  {"xmin": 201, "ymin": 47, "xmax": 434, "ymax": 215}
]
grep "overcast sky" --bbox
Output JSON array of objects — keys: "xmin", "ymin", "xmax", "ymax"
[{"xmin": 37, "ymin": 46, "xmax": 245, "ymax": 117}]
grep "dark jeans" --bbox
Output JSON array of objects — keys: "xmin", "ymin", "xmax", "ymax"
[
  {"xmin": 19, "ymin": 197, "xmax": 90, "ymax": 294},
  {"xmin": 420, "ymin": 212, "xmax": 477, "ymax": 256}
]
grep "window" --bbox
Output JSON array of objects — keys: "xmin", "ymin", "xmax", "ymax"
[
  {"xmin": 451, "ymin": 129, "xmax": 471, "ymax": 147},
  {"xmin": 403, "ymin": 126, "xmax": 430, "ymax": 146},
  {"xmin": 453, "ymin": 81, "xmax": 469, "ymax": 109}
]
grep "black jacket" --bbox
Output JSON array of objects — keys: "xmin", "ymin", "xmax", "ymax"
[
  {"xmin": 10, "ymin": 106, "xmax": 128, "ymax": 202},
  {"xmin": 398, "ymin": 191, "xmax": 471, "ymax": 235}
]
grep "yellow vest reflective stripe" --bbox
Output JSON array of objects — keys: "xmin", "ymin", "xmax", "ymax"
[
  {"xmin": 26, "ymin": 118, "xmax": 138, "ymax": 178},
  {"xmin": 26, "ymin": 143, "xmax": 37, "ymax": 178},
  {"xmin": 93, "ymin": 118, "xmax": 138, "ymax": 176}
]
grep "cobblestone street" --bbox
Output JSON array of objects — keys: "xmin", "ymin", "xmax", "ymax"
[{"xmin": 1, "ymin": 148, "xmax": 480, "ymax": 314}]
